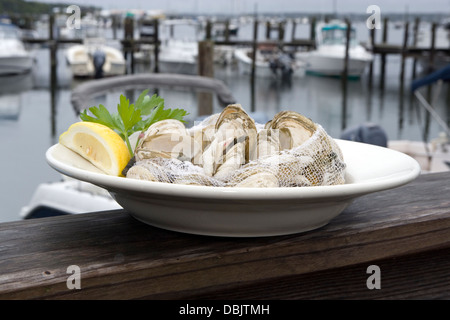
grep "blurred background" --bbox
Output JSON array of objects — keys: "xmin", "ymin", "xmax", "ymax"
[{"xmin": 0, "ymin": 0, "xmax": 449, "ymax": 222}]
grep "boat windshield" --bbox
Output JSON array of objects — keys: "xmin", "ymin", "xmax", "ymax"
[
  {"xmin": 0, "ymin": 24, "xmax": 21, "ymax": 40},
  {"xmin": 321, "ymin": 27, "xmax": 356, "ymax": 46}
]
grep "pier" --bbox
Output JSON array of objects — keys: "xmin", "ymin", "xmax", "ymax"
[{"xmin": 17, "ymin": 12, "xmax": 450, "ymax": 136}]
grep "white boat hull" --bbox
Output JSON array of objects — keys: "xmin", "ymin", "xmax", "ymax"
[
  {"xmin": 20, "ymin": 179, "xmax": 122, "ymax": 219},
  {"xmin": 295, "ymin": 20, "xmax": 373, "ymax": 78},
  {"xmin": 0, "ymin": 25, "xmax": 34, "ymax": 76},
  {"xmin": 296, "ymin": 47, "xmax": 372, "ymax": 78},
  {"xmin": 0, "ymin": 56, "xmax": 33, "ymax": 75},
  {"xmin": 66, "ymin": 43, "xmax": 126, "ymax": 77},
  {"xmin": 158, "ymin": 39, "xmax": 198, "ymax": 75},
  {"xmin": 234, "ymin": 48, "xmax": 305, "ymax": 78}
]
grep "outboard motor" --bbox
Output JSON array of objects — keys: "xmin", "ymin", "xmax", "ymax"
[
  {"xmin": 92, "ymin": 50, "xmax": 106, "ymax": 79},
  {"xmin": 278, "ymin": 53, "xmax": 294, "ymax": 78},
  {"xmin": 340, "ymin": 123, "xmax": 388, "ymax": 147},
  {"xmin": 269, "ymin": 58, "xmax": 279, "ymax": 75}
]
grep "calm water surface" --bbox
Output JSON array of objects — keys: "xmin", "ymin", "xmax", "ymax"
[{"xmin": 0, "ymin": 20, "xmax": 448, "ymax": 222}]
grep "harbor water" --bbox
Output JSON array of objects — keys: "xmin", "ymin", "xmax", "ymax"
[{"xmin": 0, "ymin": 19, "xmax": 448, "ymax": 222}]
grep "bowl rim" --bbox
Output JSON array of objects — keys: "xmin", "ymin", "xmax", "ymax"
[{"xmin": 46, "ymin": 139, "xmax": 421, "ymax": 201}]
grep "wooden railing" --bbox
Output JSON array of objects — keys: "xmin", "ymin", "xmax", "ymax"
[{"xmin": 1, "ymin": 172, "xmax": 449, "ymax": 300}]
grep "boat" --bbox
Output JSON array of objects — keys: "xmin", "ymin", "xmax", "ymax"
[
  {"xmin": 295, "ymin": 20, "xmax": 373, "ymax": 78},
  {"xmin": 65, "ymin": 37, "xmax": 126, "ymax": 78},
  {"xmin": 0, "ymin": 23, "xmax": 34, "ymax": 75},
  {"xmin": 20, "ymin": 178, "xmax": 122, "ymax": 219},
  {"xmin": 158, "ymin": 38, "xmax": 198, "ymax": 74},
  {"xmin": 234, "ymin": 44, "xmax": 306, "ymax": 78},
  {"xmin": 156, "ymin": 19, "xmax": 200, "ymax": 75}
]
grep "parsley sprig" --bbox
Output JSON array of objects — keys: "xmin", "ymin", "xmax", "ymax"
[{"xmin": 79, "ymin": 90, "xmax": 189, "ymax": 157}]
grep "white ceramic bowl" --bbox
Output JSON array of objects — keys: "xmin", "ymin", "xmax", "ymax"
[{"xmin": 46, "ymin": 139, "xmax": 421, "ymax": 237}]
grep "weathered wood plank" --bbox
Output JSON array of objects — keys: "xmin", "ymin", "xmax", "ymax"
[
  {"xmin": 0, "ymin": 172, "xmax": 449, "ymax": 299},
  {"xmin": 185, "ymin": 247, "xmax": 450, "ymax": 300}
]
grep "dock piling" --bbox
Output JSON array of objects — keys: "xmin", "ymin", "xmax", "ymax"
[
  {"xmin": 411, "ymin": 17, "xmax": 420, "ymax": 80},
  {"xmin": 250, "ymin": 18, "xmax": 258, "ymax": 112},
  {"xmin": 368, "ymin": 26, "xmax": 375, "ymax": 89},
  {"xmin": 49, "ymin": 13, "xmax": 57, "ymax": 138},
  {"xmin": 153, "ymin": 19, "xmax": 159, "ymax": 73},
  {"xmin": 399, "ymin": 21, "xmax": 410, "ymax": 131},
  {"xmin": 341, "ymin": 19, "xmax": 351, "ymax": 130},
  {"xmin": 197, "ymin": 40, "xmax": 214, "ymax": 116},
  {"xmin": 379, "ymin": 17, "xmax": 389, "ymax": 91}
]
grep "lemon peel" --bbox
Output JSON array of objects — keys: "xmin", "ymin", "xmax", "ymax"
[{"xmin": 59, "ymin": 122, "xmax": 131, "ymax": 176}]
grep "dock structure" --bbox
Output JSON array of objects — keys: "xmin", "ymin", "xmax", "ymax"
[
  {"xmin": 19, "ymin": 13, "xmax": 450, "ymax": 81},
  {"xmin": 19, "ymin": 13, "xmax": 450, "ymax": 132}
]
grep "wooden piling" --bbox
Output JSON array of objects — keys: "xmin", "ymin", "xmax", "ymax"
[
  {"xmin": 251, "ymin": 18, "xmax": 258, "ymax": 112},
  {"xmin": 341, "ymin": 19, "xmax": 351, "ymax": 130},
  {"xmin": 379, "ymin": 17, "xmax": 389, "ymax": 90},
  {"xmin": 424, "ymin": 22, "xmax": 437, "ymax": 141},
  {"xmin": 399, "ymin": 21, "xmax": 410, "ymax": 131},
  {"xmin": 447, "ymin": 83, "xmax": 450, "ymax": 128},
  {"xmin": 153, "ymin": 19, "xmax": 159, "ymax": 73},
  {"xmin": 291, "ymin": 19, "xmax": 297, "ymax": 41},
  {"xmin": 278, "ymin": 21, "xmax": 285, "ymax": 41},
  {"xmin": 265, "ymin": 21, "xmax": 271, "ymax": 40},
  {"xmin": 112, "ymin": 15, "xmax": 118, "ymax": 40},
  {"xmin": 310, "ymin": 17, "xmax": 316, "ymax": 47},
  {"xmin": 225, "ymin": 20, "xmax": 230, "ymax": 42},
  {"xmin": 49, "ymin": 13, "xmax": 57, "ymax": 137},
  {"xmin": 411, "ymin": 17, "xmax": 420, "ymax": 80},
  {"xmin": 428, "ymin": 22, "xmax": 437, "ymax": 73},
  {"xmin": 368, "ymin": 26, "xmax": 375, "ymax": 89},
  {"xmin": 205, "ymin": 20, "xmax": 212, "ymax": 40},
  {"xmin": 197, "ymin": 41, "xmax": 214, "ymax": 115},
  {"xmin": 123, "ymin": 17, "xmax": 134, "ymax": 73}
]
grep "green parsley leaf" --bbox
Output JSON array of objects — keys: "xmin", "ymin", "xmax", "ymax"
[{"xmin": 80, "ymin": 90, "xmax": 189, "ymax": 158}]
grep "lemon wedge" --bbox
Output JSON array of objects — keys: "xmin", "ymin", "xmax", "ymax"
[{"xmin": 59, "ymin": 122, "xmax": 131, "ymax": 176}]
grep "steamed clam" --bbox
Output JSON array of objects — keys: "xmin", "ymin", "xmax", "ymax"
[
  {"xmin": 134, "ymin": 119, "xmax": 198, "ymax": 162},
  {"xmin": 226, "ymin": 164, "xmax": 279, "ymax": 188},
  {"xmin": 201, "ymin": 104, "xmax": 257, "ymax": 179},
  {"xmin": 125, "ymin": 104, "xmax": 346, "ymax": 188},
  {"xmin": 265, "ymin": 111, "xmax": 317, "ymax": 149}
]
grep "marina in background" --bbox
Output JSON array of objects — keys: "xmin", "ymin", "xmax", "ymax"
[{"xmin": 0, "ymin": 6, "xmax": 449, "ymax": 222}]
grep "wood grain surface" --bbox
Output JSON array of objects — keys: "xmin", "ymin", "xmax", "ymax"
[{"xmin": 0, "ymin": 172, "xmax": 449, "ymax": 299}]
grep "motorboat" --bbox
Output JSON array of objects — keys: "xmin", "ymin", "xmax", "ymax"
[
  {"xmin": 234, "ymin": 44, "xmax": 306, "ymax": 78},
  {"xmin": 156, "ymin": 19, "xmax": 200, "ymax": 75},
  {"xmin": 0, "ymin": 23, "xmax": 33, "ymax": 75},
  {"xmin": 158, "ymin": 38, "xmax": 198, "ymax": 74},
  {"xmin": 65, "ymin": 37, "xmax": 126, "ymax": 78},
  {"xmin": 295, "ymin": 20, "xmax": 373, "ymax": 78},
  {"xmin": 157, "ymin": 18, "xmax": 237, "ymax": 73},
  {"xmin": 20, "ymin": 178, "xmax": 122, "ymax": 219}
]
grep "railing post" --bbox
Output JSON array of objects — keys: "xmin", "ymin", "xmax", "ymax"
[{"xmin": 197, "ymin": 40, "xmax": 214, "ymax": 115}]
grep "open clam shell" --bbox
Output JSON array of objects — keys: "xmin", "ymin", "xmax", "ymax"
[{"xmin": 126, "ymin": 105, "xmax": 346, "ymax": 188}]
